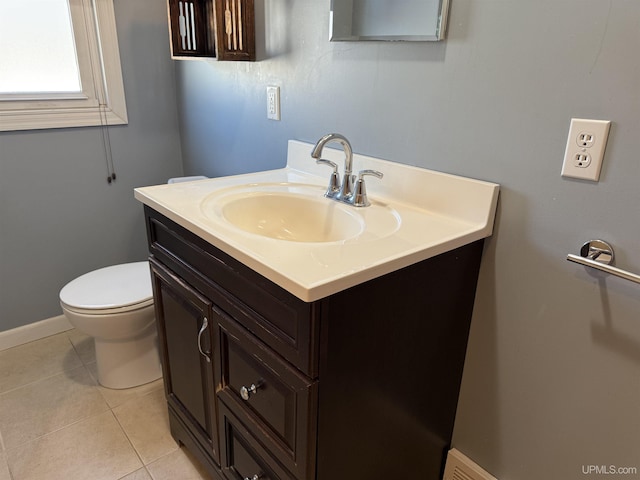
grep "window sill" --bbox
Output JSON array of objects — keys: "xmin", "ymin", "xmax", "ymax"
[{"xmin": 0, "ymin": 106, "xmax": 127, "ymax": 132}]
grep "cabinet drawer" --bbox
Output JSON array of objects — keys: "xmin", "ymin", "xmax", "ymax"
[
  {"xmin": 219, "ymin": 402, "xmax": 296, "ymax": 480},
  {"xmin": 145, "ymin": 206, "xmax": 319, "ymax": 377},
  {"xmin": 215, "ymin": 309, "xmax": 317, "ymax": 479}
]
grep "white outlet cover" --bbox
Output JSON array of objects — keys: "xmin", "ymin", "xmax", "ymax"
[
  {"xmin": 267, "ymin": 86, "xmax": 280, "ymax": 121},
  {"xmin": 561, "ymin": 118, "xmax": 611, "ymax": 181}
]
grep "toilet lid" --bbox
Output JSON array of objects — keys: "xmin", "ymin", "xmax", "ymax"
[{"xmin": 60, "ymin": 262, "xmax": 153, "ymax": 310}]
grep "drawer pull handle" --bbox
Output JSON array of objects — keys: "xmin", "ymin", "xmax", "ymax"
[
  {"xmin": 244, "ymin": 475, "xmax": 262, "ymax": 480},
  {"xmin": 197, "ymin": 317, "xmax": 211, "ymax": 363},
  {"xmin": 240, "ymin": 382, "xmax": 260, "ymax": 401}
]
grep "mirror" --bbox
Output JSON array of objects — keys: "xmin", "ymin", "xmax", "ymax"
[{"xmin": 330, "ymin": 0, "xmax": 450, "ymax": 42}]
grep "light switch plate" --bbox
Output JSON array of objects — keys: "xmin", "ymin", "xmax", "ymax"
[{"xmin": 561, "ymin": 118, "xmax": 611, "ymax": 181}]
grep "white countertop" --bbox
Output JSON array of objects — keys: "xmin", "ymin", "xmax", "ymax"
[{"xmin": 135, "ymin": 140, "xmax": 499, "ymax": 301}]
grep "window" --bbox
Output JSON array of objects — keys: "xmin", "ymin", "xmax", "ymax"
[{"xmin": 0, "ymin": 0, "xmax": 127, "ymax": 132}]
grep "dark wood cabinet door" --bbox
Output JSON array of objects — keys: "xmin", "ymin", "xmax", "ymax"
[{"xmin": 150, "ymin": 258, "xmax": 220, "ymax": 465}]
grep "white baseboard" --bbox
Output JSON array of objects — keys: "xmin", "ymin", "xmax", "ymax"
[{"xmin": 0, "ymin": 315, "xmax": 73, "ymax": 352}]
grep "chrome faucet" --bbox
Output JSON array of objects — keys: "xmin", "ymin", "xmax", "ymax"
[
  {"xmin": 311, "ymin": 133, "xmax": 383, "ymax": 207},
  {"xmin": 311, "ymin": 133, "xmax": 355, "ymax": 201}
]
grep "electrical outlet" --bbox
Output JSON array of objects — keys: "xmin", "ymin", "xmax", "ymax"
[
  {"xmin": 561, "ymin": 118, "xmax": 611, "ymax": 181},
  {"xmin": 267, "ymin": 86, "xmax": 280, "ymax": 121}
]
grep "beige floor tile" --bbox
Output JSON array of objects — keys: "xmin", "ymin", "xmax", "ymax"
[
  {"xmin": 146, "ymin": 448, "xmax": 211, "ymax": 480},
  {"xmin": 86, "ymin": 362, "xmax": 164, "ymax": 409},
  {"xmin": 0, "ymin": 333, "xmax": 82, "ymax": 393},
  {"xmin": 0, "ymin": 366, "xmax": 109, "ymax": 449},
  {"xmin": 66, "ymin": 329, "xmax": 96, "ymax": 365},
  {"xmin": 119, "ymin": 467, "xmax": 153, "ymax": 480},
  {"xmin": 6, "ymin": 411, "xmax": 142, "ymax": 480},
  {"xmin": 101, "ymin": 377, "xmax": 165, "ymax": 410},
  {"xmin": 113, "ymin": 388, "xmax": 178, "ymax": 464},
  {"xmin": 0, "ymin": 452, "xmax": 10, "ymax": 480}
]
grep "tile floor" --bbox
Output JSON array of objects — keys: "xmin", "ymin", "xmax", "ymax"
[{"xmin": 0, "ymin": 330, "xmax": 210, "ymax": 480}]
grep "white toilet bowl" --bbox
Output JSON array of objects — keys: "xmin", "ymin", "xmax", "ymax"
[{"xmin": 60, "ymin": 262, "xmax": 162, "ymax": 389}]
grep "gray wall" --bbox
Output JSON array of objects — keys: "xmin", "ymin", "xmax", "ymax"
[
  {"xmin": 0, "ymin": 0, "xmax": 184, "ymax": 330},
  {"xmin": 175, "ymin": 1, "xmax": 640, "ymax": 479}
]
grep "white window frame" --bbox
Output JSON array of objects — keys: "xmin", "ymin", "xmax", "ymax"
[{"xmin": 0, "ymin": 0, "xmax": 127, "ymax": 132}]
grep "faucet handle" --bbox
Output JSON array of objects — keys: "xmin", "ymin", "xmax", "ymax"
[
  {"xmin": 316, "ymin": 159, "xmax": 340, "ymax": 198},
  {"xmin": 357, "ymin": 169, "xmax": 383, "ymax": 181},
  {"xmin": 352, "ymin": 169, "xmax": 384, "ymax": 207},
  {"xmin": 316, "ymin": 158, "xmax": 338, "ymax": 172}
]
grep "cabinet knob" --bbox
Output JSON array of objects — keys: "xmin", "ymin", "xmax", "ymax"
[
  {"xmin": 239, "ymin": 383, "xmax": 260, "ymax": 401},
  {"xmin": 244, "ymin": 475, "xmax": 261, "ymax": 480}
]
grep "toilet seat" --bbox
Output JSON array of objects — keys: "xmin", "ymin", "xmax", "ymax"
[
  {"xmin": 60, "ymin": 262, "xmax": 153, "ymax": 314},
  {"xmin": 61, "ymin": 298, "xmax": 154, "ymax": 316}
]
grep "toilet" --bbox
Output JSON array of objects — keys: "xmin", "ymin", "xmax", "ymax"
[
  {"xmin": 60, "ymin": 261, "xmax": 162, "ymax": 389},
  {"xmin": 58, "ymin": 177, "xmax": 207, "ymax": 389}
]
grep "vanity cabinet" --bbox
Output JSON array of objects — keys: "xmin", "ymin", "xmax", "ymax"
[{"xmin": 144, "ymin": 205, "xmax": 485, "ymax": 480}]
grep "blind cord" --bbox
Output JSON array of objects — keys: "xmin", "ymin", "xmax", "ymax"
[
  {"xmin": 99, "ymin": 101, "xmax": 116, "ymax": 183},
  {"xmin": 82, "ymin": 0, "xmax": 117, "ymax": 184}
]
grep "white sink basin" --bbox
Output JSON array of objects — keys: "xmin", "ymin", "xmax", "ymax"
[{"xmin": 200, "ymin": 183, "xmax": 400, "ymax": 243}]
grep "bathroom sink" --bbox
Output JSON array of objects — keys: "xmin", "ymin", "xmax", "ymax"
[
  {"xmin": 135, "ymin": 140, "xmax": 499, "ymax": 301},
  {"xmin": 200, "ymin": 182, "xmax": 399, "ymax": 243}
]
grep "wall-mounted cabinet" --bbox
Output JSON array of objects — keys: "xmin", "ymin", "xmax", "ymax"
[{"xmin": 167, "ymin": 0, "xmax": 255, "ymax": 61}]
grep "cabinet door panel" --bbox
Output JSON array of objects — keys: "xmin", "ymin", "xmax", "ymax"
[{"xmin": 150, "ymin": 258, "xmax": 220, "ymax": 464}]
